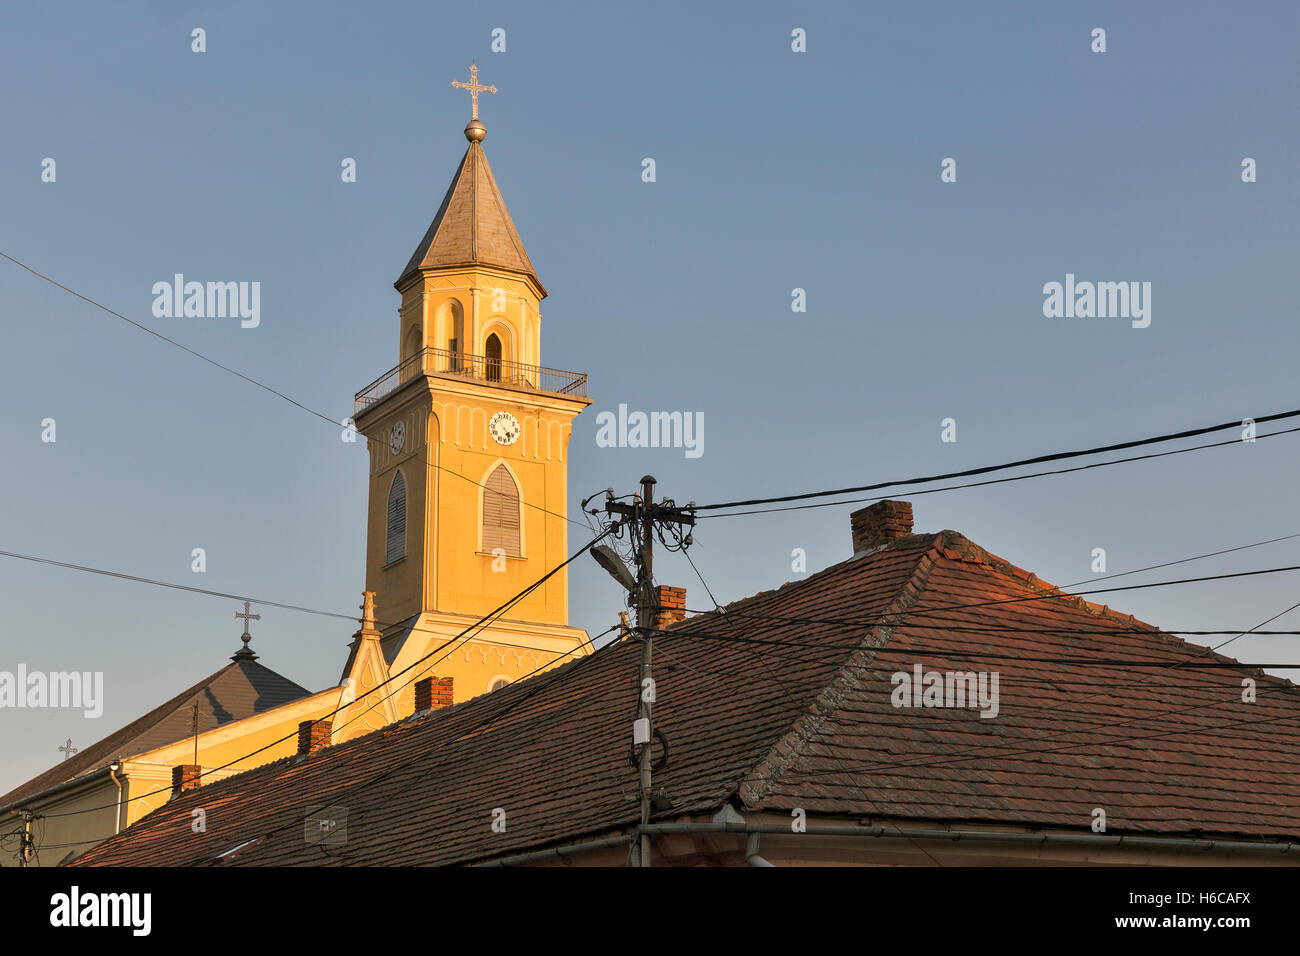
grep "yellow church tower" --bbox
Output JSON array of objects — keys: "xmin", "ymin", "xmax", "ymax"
[{"xmin": 346, "ymin": 65, "xmax": 592, "ymax": 719}]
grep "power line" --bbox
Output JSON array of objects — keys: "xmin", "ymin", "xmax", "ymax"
[
  {"xmin": 0, "ymin": 545, "xmax": 594, "ymax": 659},
  {"xmin": 656, "ymin": 526, "xmax": 1300, "ymax": 834},
  {"xmin": 682, "ymin": 620, "xmax": 1300, "ymax": 793},
  {"xmin": 0, "ymin": 548, "xmax": 356, "ymax": 622},
  {"xmin": 37, "ymin": 621, "xmax": 623, "ymax": 862},
  {"xmin": 726, "ymin": 695, "xmax": 1300, "ymax": 790},
  {"xmin": 178, "ymin": 622, "xmax": 626, "ymax": 866},
  {"xmin": 0, "ymin": 250, "xmax": 338, "ymax": 426},
  {"xmin": 0, "ymin": 541, "xmax": 603, "ymax": 738},
  {"xmin": 0, "ymin": 249, "xmax": 588, "ymax": 530},
  {"xmin": 672, "ymin": 619, "xmax": 1300, "ymax": 639},
  {"xmin": 694, "ymin": 411, "xmax": 1300, "ymax": 514},
  {"xmin": 1052, "ymin": 532, "xmax": 1300, "ymax": 590},
  {"xmin": 721, "ymin": 621, "xmax": 1300, "ymax": 637},
  {"xmin": 838, "ymin": 598, "xmax": 1300, "ymax": 779},
  {"xmin": 663, "ymin": 542, "xmax": 1300, "ymax": 793},
  {"xmin": 14, "ymin": 248, "xmax": 1300, "ymax": 853},
  {"xmin": 660, "ymin": 627, "xmax": 1300, "ymax": 669},
  {"xmin": 323, "ymin": 548, "xmax": 607, "ymax": 741},
  {"xmin": 681, "ymin": 561, "xmax": 1300, "ymax": 626},
  {"xmin": 702, "ymin": 426, "xmax": 1300, "ymax": 519},
  {"xmin": 908, "ymin": 562, "xmax": 1300, "ymax": 618},
  {"xmin": 428, "ymin": 442, "xmax": 589, "ymax": 529},
  {"xmin": 24, "ymin": 542, "xmax": 1298, "ymax": 645},
  {"xmin": 13, "ymin": 251, "xmax": 1297, "ymax": 536},
  {"xmin": 657, "ymin": 529, "xmax": 1300, "ymax": 637},
  {"xmin": 676, "ymin": 541, "xmax": 947, "ymax": 865},
  {"xmin": 26, "ymin": 529, "xmax": 611, "ymax": 822},
  {"xmin": 12, "ymin": 529, "xmax": 1300, "ymax": 823}
]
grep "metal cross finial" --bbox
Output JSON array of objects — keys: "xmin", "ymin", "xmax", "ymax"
[
  {"xmin": 234, "ymin": 601, "xmax": 261, "ymax": 658},
  {"xmin": 451, "ymin": 62, "xmax": 497, "ymax": 121},
  {"xmin": 58, "ymin": 738, "xmax": 77, "ymax": 761}
]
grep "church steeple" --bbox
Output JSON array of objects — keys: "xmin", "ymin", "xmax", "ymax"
[
  {"xmin": 349, "ymin": 65, "xmax": 592, "ymax": 706},
  {"xmin": 395, "ymin": 63, "xmax": 542, "ymax": 296},
  {"xmin": 394, "ymin": 137, "xmax": 543, "ymax": 295}
]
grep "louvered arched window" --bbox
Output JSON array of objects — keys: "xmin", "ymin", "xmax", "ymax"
[
  {"xmin": 482, "ymin": 465, "xmax": 521, "ymax": 557},
  {"xmin": 386, "ymin": 470, "xmax": 407, "ymax": 563}
]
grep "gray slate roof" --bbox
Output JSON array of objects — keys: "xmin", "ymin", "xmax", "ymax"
[{"xmin": 0, "ymin": 657, "xmax": 311, "ymax": 810}]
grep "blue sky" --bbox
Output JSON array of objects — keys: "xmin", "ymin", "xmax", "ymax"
[{"xmin": 2, "ymin": 0, "xmax": 1298, "ymax": 790}]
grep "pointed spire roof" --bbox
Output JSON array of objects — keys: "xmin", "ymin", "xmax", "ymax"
[{"xmin": 396, "ymin": 141, "xmax": 544, "ymax": 295}]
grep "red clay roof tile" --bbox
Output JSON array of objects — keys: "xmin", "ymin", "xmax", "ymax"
[{"xmin": 71, "ymin": 529, "xmax": 1300, "ymax": 866}]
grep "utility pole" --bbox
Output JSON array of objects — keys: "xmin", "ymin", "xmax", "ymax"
[
  {"xmin": 604, "ymin": 475, "xmax": 694, "ymax": 867},
  {"xmin": 19, "ymin": 810, "xmax": 36, "ymax": 868}
]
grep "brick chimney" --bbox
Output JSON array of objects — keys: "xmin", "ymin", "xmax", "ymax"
[
  {"xmin": 414, "ymin": 676, "xmax": 454, "ymax": 714},
  {"xmin": 654, "ymin": 585, "xmax": 686, "ymax": 628},
  {"xmin": 851, "ymin": 500, "xmax": 913, "ymax": 553},
  {"xmin": 297, "ymin": 719, "xmax": 332, "ymax": 756},
  {"xmin": 171, "ymin": 764, "xmax": 201, "ymax": 796},
  {"xmin": 432, "ymin": 676, "xmax": 454, "ymax": 708}
]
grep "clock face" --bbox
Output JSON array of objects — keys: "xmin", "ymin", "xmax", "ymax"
[
  {"xmin": 489, "ymin": 411, "xmax": 520, "ymax": 446},
  {"xmin": 389, "ymin": 420, "xmax": 406, "ymax": 455}
]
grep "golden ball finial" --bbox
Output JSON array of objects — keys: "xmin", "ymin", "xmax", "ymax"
[{"xmin": 465, "ymin": 119, "xmax": 486, "ymax": 142}]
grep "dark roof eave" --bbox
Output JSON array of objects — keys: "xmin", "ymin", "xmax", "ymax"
[{"xmin": 0, "ymin": 764, "xmax": 117, "ymax": 817}]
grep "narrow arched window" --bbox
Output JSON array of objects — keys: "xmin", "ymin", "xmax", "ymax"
[
  {"xmin": 490, "ymin": 678, "xmax": 510, "ymax": 692},
  {"xmin": 485, "ymin": 333, "xmax": 502, "ymax": 383},
  {"xmin": 404, "ymin": 325, "xmax": 422, "ymax": 362},
  {"xmin": 386, "ymin": 470, "xmax": 407, "ymax": 563},
  {"xmin": 482, "ymin": 464, "xmax": 520, "ymax": 557},
  {"xmin": 403, "ymin": 325, "xmax": 423, "ymax": 380},
  {"xmin": 447, "ymin": 300, "xmax": 463, "ymax": 371}
]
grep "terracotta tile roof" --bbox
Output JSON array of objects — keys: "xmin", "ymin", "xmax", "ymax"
[
  {"xmin": 71, "ymin": 529, "xmax": 1300, "ymax": 866},
  {"xmin": 0, "ymin": 658, "xmax": 311, "ymax": 811},
  {"xmin": 395, "ymin": 142, "xmax": 542, "ymax": 292},
  {"xmin": 740, "ymin": 534, "xmax": 1300, "ymax": 838}
]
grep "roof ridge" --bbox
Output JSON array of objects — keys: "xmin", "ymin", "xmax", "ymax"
[
  {"xmin": 470, "ymin": 141, "xmax": 480, "ymax": 261},
  {"xmin": 930, "ymin": 531, "xmax": 1300, "ymax": 676},
  {"xmin": 736, "ymin": 535, "xmax": 947, "ymax": 809},
  {"xmin": 0, "ymin": 659, "xmax": 313, "ymax": 812},
  {"xmin": 73, "ymin": 639, "xmax": 631, "ymax": 864},
  {"xmin": 396, "ymin": 147, "xmax": 471, "ymax": 286},
  {"xmin": 0, "ymin": 661, "xmax": 240, "ymax": 811},
  {"xmin": 478, "ymin": 146, "xmax": 535, "ymax": 276},
  {"xmin": 674, "ymin": 532, "xmax": 941, "ymax": 626},
  {"xmin": 932, "ymin": 531, "xmax": 1163, "ymax": 632}
]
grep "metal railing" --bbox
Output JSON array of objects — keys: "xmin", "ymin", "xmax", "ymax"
[{"xmin": 354, "ymin": 346, "xmax": 588, "ymax": 413}]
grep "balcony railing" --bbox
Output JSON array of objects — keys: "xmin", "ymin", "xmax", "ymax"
[{"xmin": 354, "ymin": 346, "xmax": 588, "ymax": 413}]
